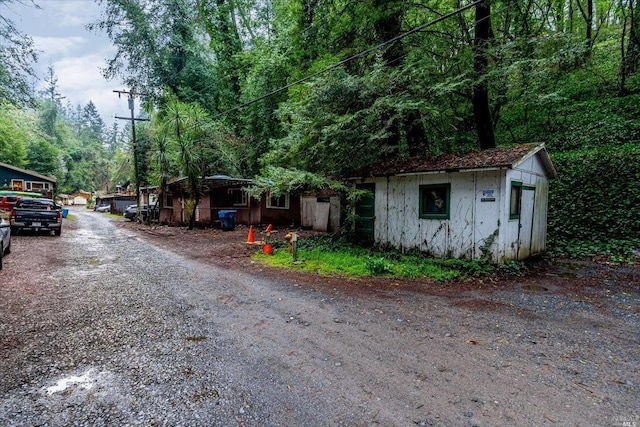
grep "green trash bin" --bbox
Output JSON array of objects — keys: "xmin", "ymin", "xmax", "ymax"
[{"xmin": 218, "ymin": 210, "xmax": 237, "ymax": 231}]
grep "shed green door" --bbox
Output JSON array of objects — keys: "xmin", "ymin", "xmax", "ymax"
[{"xmin": 355, "ymin": 183, "xmax": 375, "ymax": 243}]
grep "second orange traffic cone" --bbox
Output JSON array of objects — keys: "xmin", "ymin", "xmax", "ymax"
[{"xmin": 246, "ymin": 225, "xmax": 255, "ymax": 243}]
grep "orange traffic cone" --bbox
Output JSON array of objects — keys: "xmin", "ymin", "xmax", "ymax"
[
  {"xmin": 246, "ymin": 225, "xmax": 255, "ymax": 243},
  {"xmin": 265, "ymin": 224, "xmax": 273, "ymax": 233}
]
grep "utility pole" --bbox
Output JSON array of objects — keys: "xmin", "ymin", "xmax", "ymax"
[{"xmin": 114, "ymin": 90, "xmax": 149, "ymax": 222}]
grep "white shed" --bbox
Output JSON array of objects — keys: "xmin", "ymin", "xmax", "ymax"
[{"xmin": 351, "ymin": 144, "xmax": 557, "ymax": 263}]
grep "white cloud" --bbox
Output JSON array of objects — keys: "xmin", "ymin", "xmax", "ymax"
[
  {"xmin": 32, "ymin": 36, "xmax": 87, "ymax": 57},
  {"xmin": 57, "ymin": 1, "xmax": 103, "ymax": 27},
  {"xmin": 53, "ymin": 54, "xmax": 127, "ymax": 126},
  {"xmin": 10, "ymin": 0, "xmax": 125, "ymax": 127}
]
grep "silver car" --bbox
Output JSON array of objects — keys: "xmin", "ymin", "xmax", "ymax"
[{"xmin": 0, "ymin": 218, "xmax": 11, "ymax": 270}]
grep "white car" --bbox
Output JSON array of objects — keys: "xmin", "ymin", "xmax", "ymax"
[
  {"xmin": 95, "ymin": 203, "xmax": 111, "ymax": 213},
  {"xmin": 0, "ymin": 218, "xmax": 11, "ymax": 270}
]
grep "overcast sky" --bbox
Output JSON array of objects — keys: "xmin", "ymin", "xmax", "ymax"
[{"xmin": 6, "ymin": 0, "xmax": 127, "ymax": 128}]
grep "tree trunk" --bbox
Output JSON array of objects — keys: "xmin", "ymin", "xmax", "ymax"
[
  {"xmin": 373, "ymin": 0, "xmax": 405, "ymax": 67},
  {"xmin": 188, "ymin": 190, "xmax": 199, "ymax": 231},
  {"xmin": 576, "ymin": 0, "xmax": 594, "ymax": 49},
  {"xmin": 621, "ymin": 0, "xmax": 640, "ymax": 94},
  {"xmin": 472, "ymin": 0, "xmax": 496, "ymax": 150}
]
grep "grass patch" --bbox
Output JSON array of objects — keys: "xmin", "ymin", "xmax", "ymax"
[{"xmin": 252, "ymin": 236, "xmax": 500, "ymax": 281}]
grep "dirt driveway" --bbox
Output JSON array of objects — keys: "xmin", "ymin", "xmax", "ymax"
[
  {"xmin": 114, "ymin": 218, "xmax": 640, "ymax": 425},
  {"xmin": 1, "ymin": 210, "xmax": 638, "ymax": 426}
]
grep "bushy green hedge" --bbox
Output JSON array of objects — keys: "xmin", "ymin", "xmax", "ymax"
[{"xmin": 548, "ymin": 144, "xmax": 640, "ymax": 258}]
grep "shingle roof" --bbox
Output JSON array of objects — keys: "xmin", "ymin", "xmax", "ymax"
[{"xmin": 352, "ymin": 144, "xmax": 557, "ymax": 178}]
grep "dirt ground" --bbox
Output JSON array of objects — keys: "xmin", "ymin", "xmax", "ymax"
[
  {"xmin": 111, "ymin": 219, "xmax": 640, "ymax": 426},
  {"xmin": 115, "ymin": 218, "xmax": 640, "ymax": 299},
  {"xmin": 3, "ymin": 212, "xmax": 637, "ymax": 426}
]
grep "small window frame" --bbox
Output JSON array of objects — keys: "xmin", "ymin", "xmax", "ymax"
[
  {"xmin": 510, "ymin": 181, "xmax": 522, "ymax": 220},
  {"xmin": 267, "ymin": 192, "xmax": 290, "ymax": 210},
  {"xmin": 11, "ymin": 179, "xmax": 24, "ymax": 191},
  {"xmin": 510, "ymin": 181, "xmax": 535, "ymax": 220},
  {"xmin": 419, "ymin": 184, "xmax": 451, "ymax": 220},
  {"xmin": 163, "ymin": 194, "xmax": 173, "ymax": 209},
  {"xmin": 228, "ymin": 188, "xmax": 248, "ymax": 207}
]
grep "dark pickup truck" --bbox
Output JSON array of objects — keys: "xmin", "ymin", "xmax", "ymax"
[{"xmin": 10, "ymin": 198, "xmax": 63, "ymax": 236}]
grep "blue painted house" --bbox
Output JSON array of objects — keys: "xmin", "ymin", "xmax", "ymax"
[{"xmin": 0, "ymin": 162, "xmax": 57, "ymax": 199}]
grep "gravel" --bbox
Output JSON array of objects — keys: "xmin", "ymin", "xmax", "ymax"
[{"xmin": 0, "ymin": 206, "xmax": 638, "ymax": 426}]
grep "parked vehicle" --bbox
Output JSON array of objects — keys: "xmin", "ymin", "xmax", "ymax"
[
  {"xmin": 94, "ymin": 203, "xmax": 111, "ymax": 213},
  {"xmin": 124, "ymin": 204, "xmax": 148, "ymax": 221},
  {"xmin": 0, "ymin": 195, "xmax": 20, "ymax": 213},
  {"xmin": 10, "ymin": 198, "xmax": 62, "ymax": 236},
  {"xmin": 0, "ymin": 191, "xmax": 43, "ymax": 213},
  {"xmin": 0, "ymin": 218, "xmax": 11, "ymax": 270}
]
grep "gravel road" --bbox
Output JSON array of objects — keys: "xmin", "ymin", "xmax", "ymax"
[{"xmin": 0, "ymin": 207, "xmax": 638, "ymax": 426}]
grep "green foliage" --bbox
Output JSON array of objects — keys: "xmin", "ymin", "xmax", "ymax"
[
  {"xmin": 0, "ymin": 102, "xmax": 29, "ymax": 167},
  {"xmin": 497, "ymin": 260, "xmax": 528, "ymax": 277},
  {"xmin": 26, "ymin": 138, "xmax": 62, "ymax": 178},
  {"xmin": 548, "ymin": 145, "xmax": 640, "ymax": 259},
  {"xmin": 365, "ymin": 257, "xmax": 394, "ymax": 276},
  {"xmin": 0, "ymin": 1, "xmax": 38, "ymax": 106},
  {"xmin": 245, "ymin": 166, "xmax": 349, "ymax": 199},
  {"xmin": 552, "ymin": 238, "xmax": 640, "ymax": 263},
  {"xmin": 252, "ymin": 236, "xmax": 499, "ymax": 281}
]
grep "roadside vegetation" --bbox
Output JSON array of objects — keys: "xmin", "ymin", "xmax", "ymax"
[
  {"xmin": 548, "ymin": 144, "xmax": 640, "ymax": 264},
  {"xmin": 253, "ymin": 236, "xmax": 527, "ymax": 281}
]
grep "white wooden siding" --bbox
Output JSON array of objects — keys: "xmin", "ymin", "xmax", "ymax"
[
  {"xmin": 387, "ymin": 176, "xmax": 404, "ymax": 248},
  {"xmin": 447, "ymin": 174, "xmax": 473, "ymax": 258},
  {"xmin": 360, "ymin": 151, "xmax": 551, "ymax": 262},
  {"xmin": 472, "ymin": 171, "xmax": 502, "ymax": 261},
  {"xmin": 531, "ymin": 179, "xmax": 549, "ymax": 254}
]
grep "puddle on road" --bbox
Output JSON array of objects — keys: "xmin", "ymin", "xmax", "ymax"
[
  {"xmin": 46, "ymin": 370, "xmax": 97, "ymax": 395},
  {"xmin": 185, "ymin": 335, "xmax": 208, "ymax": 342}
]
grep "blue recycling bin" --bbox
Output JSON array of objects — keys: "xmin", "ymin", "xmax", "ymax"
[
  {"xmin": 218, "ymin": 210, "xmax": 237, "ymax": 231},
  {"xmin": 61, "ymin": 208, "xmax": 69, "ymax": 218}
]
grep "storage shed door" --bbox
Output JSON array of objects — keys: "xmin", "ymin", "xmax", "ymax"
[
  {"xmin": 355, "ymin": 183, "xmax": 375, "ymax": 243},
  {"xmin": 517, "ymin": 187, "xmax": 536, "ymax": 260}
]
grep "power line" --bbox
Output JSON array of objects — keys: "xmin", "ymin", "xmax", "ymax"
[{"xmin": 214, "ymin": 0, "xmax": 486, "ymax": 118}]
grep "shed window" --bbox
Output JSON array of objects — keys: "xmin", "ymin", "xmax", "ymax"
[
  {"xmin": 267, "ymin": 192, "xmax": 289, "ymax": 209},
  {"xmin": 510, "ymin": 182, "xmax": 522, "ymax": 219},
  {"xmin": 164, "ymin": 194, "xmax": 173, "ymax": 209},
  {"xmin": 510, "ymin": 181, "xmax": 535, "ymax": 219},
  {"xmin": 419, "ymin": 184, "xmax": 450, "ymax": 219},
  {"xmin": 228, "ymin": 188, "xmax": 248, "ymax": 206}
]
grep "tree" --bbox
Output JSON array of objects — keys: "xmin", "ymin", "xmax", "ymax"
[
  {"xmin": 0, "ymin": 0, "xmax": 38, "ymax": 106},
  {"xmin": 472, "ymin": 0, "xmax": 496, "ymax": 149},
  {"xmin": 0, "ymin": 101, "xmax": 29, "ymax": 167},
  {"xmin": 41, "ymin": 65, "xmax": 65, "ymax": 104},
  {"xmin": 26, "ymin": 138, "xmax": 62, "ymax": 178},
  {"xmin": 91, "ymin": 0, "xmax": 218, "ymax": 110},
  {"xmin": 160, "ymin": 97, "xmax": 209, "ymax": 229},
  {"xmin": 620, "ymin": 0, "xmax": 640, "ymax": 93}
]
